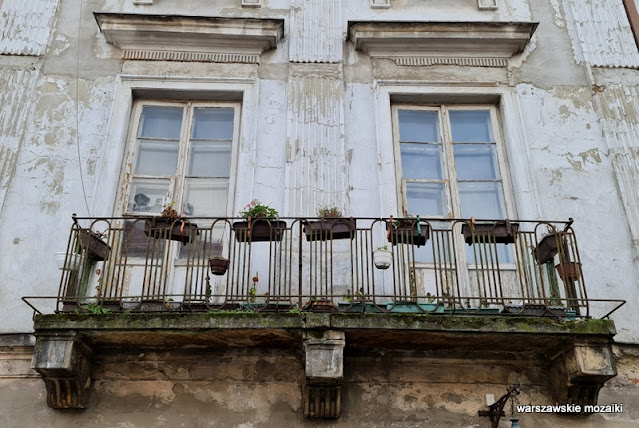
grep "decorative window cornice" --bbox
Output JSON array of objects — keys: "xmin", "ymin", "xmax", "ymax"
[
  {"xmin": 94, "ymin": 13, "xmax": 284, "ymax": 63},
  {"xmin": 348, "ymin": 21, "xmax": 537, "ymax": 65}
]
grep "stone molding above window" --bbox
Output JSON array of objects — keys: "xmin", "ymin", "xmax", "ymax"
[
  {"xmin": 348, "ymin": 21, "xmax": 537, "ymax": 67},
  {"xmin": 94, "ymin": 13, "xmax": 284, "ymax": 64}
]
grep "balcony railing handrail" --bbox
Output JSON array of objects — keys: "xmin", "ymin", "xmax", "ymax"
[{"xmin": 44, "ymin": 215, "xmax": 607, "ymax": 319}]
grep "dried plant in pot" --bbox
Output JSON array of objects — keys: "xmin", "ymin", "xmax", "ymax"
[
  {"xmin": 461, "ymin": 219, "xmax": 519, "ymax": 245},
  {"xmin": 387, "ymin": 217, "xmax": 429, "ymax": 247},
  {"xmin": 232, "ymin": 200, "xmax": 286, "ymax": 242},
  {"xmin": 144, "ymin": 203, "xmax": 199, "ymax": 245},
  {"xmin": 304, "ymin": 205, "xmax": 356, "ymax": 241},
  {"xmin": 78, "ymin": 229, "xmax": 111, "ymax": 261}
]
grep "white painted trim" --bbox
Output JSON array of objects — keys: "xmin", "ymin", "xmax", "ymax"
[
  {"xmin": 373, "ymin": 83, "xmax": 540, "ymax": 221},
  {"xmin": 91, "ymin": 76, "xmax": 258, "ymax": 218}
]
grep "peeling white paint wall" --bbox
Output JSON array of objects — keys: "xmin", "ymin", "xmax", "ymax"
[
  {"xmin": 563, "ymin": 0, "xmax": 639, "ymax": 68},
  {"xmin": 0, "ymin": 0, "xmax": 59, "ymax": 56}
]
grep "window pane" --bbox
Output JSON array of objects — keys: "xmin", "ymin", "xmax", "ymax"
[
  {"xmin": 184, "ymin": 179, "xmax": 229, "ymax": 216},
  {"xmin": 128, "ymin": 179, "xmax": 170, "ymax": 213},
  {"xmin": 139, "ymin": 106, "xmax": 183, "ymax": 139},
  {"xmin": 191, "ymin": 108, "xmax": 234, "ymax": 140},
  {"xmin": 135, "ymin": 140, "xmax": 179, "ymax": 176},
  {"xmin": 449, "ymin": 110, "xmax": 494, "ymax": 143},
  {"xmin": 405, "ymin": 182, "xmax": 447, "ymax": 216},
  {"xmin": 401, "ymin": 143, "xmax": 443, "ymax": 180},
  {"xmin": 398, "ymin": 110, "xmax": 439, "ymax": 142},
  {"xmin": 458, "ymin": 182, "xmax": 504, "ymax": 219},
  {"xmin": 453, "ymin": 144, "xmax": 499, "ymax": 180},
  {"xmin": 188, "ymin": 141, "xmax": 231, "ymax": 177}
]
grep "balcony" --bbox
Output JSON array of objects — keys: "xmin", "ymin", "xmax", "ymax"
[{"xmin": 25, "ymin": 215, "xmax": 623, "ymax": 415}]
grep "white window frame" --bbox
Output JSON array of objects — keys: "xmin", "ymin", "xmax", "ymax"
[
  {"xmin": 119, "ymin": 99, "xmax": 242, "ymax": 218},
  {"xmin": 391, "ymin": 103, "xmax": 515, "ymax": 220}
]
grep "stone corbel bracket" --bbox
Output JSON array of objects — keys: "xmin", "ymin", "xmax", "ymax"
[
  {"xmin": 549, "ymin": 340, "xmax": 617, "ymax": 412},
  {"xmin": 31, "ymin": 331, "xmax": 92, "ymax": 409},
  {"xmin": 94, "ymin": 13, "xmax": 284, "ymax": 64},
  {"xmin": 303, "ymin": 330, "xmax": 345, "ymax": 419}
]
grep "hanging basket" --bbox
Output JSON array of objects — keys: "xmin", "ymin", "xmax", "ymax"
[{"xmin": 209, "ymin": 257, "xmax": 229, "ymax": 276}]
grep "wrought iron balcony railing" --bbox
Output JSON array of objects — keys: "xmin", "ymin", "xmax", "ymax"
[{"xmin": 26, "ymin": 215, "xmax": 625, "ymax": 318}]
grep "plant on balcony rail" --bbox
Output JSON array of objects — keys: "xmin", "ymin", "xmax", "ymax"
[
  {"xmin": 234, "ymin": 200, "xmax": 285, "ymax": 242},
  {"xmin": 305, "ymin": 205, "xmax": 355, "ymax": 241},
  {"xmin": 144, "ymin": 202, "xmax": 199, "ymax": 245}
]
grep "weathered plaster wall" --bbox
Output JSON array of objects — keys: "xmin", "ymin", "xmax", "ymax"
[
  {"xmin": 1, "ymin": 340, "xmax": 637, "ymax": 427},
  {"xmin": 0, "ymin": 0, "xmax": 638, "ymax": 391}
]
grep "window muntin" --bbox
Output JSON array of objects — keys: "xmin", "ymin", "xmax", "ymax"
[
  {"xmin": 394, "ymin": 104, "xmax": 513, "ymax": 263},
  {"xmin": 123, "ymin": 102, "xmax": 239, "ymax": 218},
  {"xmin": 394, "ymin": 105, "xmax": 509, "ymax": 221}
]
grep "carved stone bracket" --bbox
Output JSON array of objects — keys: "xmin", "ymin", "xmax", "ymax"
[
  {"xmin": 549, "ymin": 340, "xmax": 617, "ymax": 412},
  {"xmin": 31, "ymin": 331, "xmax": 92, "ymax": 409},
  {"xmin": 303, "ymin": 330, "xmax": 345, "ymax": 419}
]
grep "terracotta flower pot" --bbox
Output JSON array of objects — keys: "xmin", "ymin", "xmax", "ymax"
[
  {"xmin": 556, "ymin": 262, "xmax": 581, "ymax": 282},
  {"xmin": 209, "ymin": 257, "xmax": 229, "ymax": 276}
]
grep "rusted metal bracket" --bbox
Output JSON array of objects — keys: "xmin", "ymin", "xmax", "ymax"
[{"xmin": 478, "ymin": 382, "xmax": 520, "ymax": 428}]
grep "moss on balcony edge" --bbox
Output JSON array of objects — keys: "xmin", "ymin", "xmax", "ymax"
[{"xmin": 33, "ymin": 312, "xmax": 616, "ymax": 337}]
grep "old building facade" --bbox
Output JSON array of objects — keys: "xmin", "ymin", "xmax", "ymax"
[{"xmin": 1, "ymin": 0, "xmax": 639, "ymax": 426}]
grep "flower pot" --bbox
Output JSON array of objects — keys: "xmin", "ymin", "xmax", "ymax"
[
  {"xmin": 55, "ymin": 252, "xmax": 82, "ymax": 271},
  {"xmin": 534, "ymin": 234, "xmax": 560, "ymax": 264},
  {"xmin": 304, "ymin": 218, "xmax": 356, "ymax": 241},
  {"xmin": 373, "ymin": 249, "xmax": 393, "ymax": 270},
  {"xmin": 388, "ymin": 224, "xmax": 429, "ymax": 247},
  {"xmin": 461, "ymin": 221, "xmax": 519, "ymax": 245},
  {"xmin": 556, "ymin": 262, "xmax": 581, "ymax": 282},
  {"xmin": 209, "ymin": 257, "xmax": 229, "ymax": 276},
  {"xmin": 232, "ymin": 220, "xmax": 287, "ymax": 242},
  {"xmin": 144, "ymin": 218, "xmax": 198, "ymax": 244},
  {"xmin": 78, "ymin": 230, "xmax": 111, "ymax": 261},
  {"xmin": 303, "ymin": 299, "xmax": 336, "ymax": 312}
]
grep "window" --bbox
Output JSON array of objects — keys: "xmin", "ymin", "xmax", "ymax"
[
  {"xmin": 393, "ymin": 105, "xmax": 510, "ymax": 220},
  {"xmin": 121, "ymin": 101, "xmax": 240, "ymax": 218}
]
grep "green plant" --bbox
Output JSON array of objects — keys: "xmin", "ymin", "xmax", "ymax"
[
  {"xmin": 317, "ymin": 205, "xmax": 342, "ymax": 218},
  {"xmin": 82, "ymin": 303, "xmax": 111, "ymax": 315},
  {"xmin": 239, "ymin": 199, "xmax": 278, "ymax": 218},
  {"xmin": 393, "ymin": 218, "xmax": 416, "ymax": 228},
  {"xmin": 249, "ymin": 286, "xmax": 257, "ymax": 303},
  {"xmin": 376, "ymin": 245, "xmax": 389, "ymax": 251}
]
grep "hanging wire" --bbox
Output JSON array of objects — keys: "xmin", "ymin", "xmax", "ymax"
[{"xmin": 75, "ymin": 0, "xmax": 91, "ymax": 216}]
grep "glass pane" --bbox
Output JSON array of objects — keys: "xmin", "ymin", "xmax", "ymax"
[
  {"xmin": 398, "ymin": 110, "xmax": 439, "ymax": 143},
  {"xmin": 139, "ymin": 106, "xmax": 183, "ymax": 139},
  {"xmin": 184, "ymin": 179, "xmax": 229, "ymax": 217},
  {"xmin": 458, "ymin": 182, "xmax": 504, "ymax": 219},
  {"xmin": 466, "ymin": 244, "xmax": 513, "ymax": 264},
  {"xmin": 135, "ymin": 140, "xmax": 179, "ymax": 176},
  {"xmin": 401, "ymin": 143, "xmax": 443, "ymax": 180},
  {"xmin": 188, "ymin": 141, "xmax": 231, "ymax": 177},
  {"xmin": 449, "ymin": 110, "xmax": 494, "ymax": 143},
  {"xmin": 127, "ymin": 179, "xmax": 170, "ymax": 213},
  {"xmin": 405, "ymin": 182, "xmax": 447, "ymax": 216},
  {"xmin": 191, "ymin": 108, "xmax": 234, "ymax": 140},
  {"xmin": 454, "ymin": 144, "xmax": 499, "ymax": 180}
]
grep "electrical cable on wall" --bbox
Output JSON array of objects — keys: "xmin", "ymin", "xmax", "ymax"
[{"xmin": 75, "ymin": 0, "xmax": 91, "ymax": 217}]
